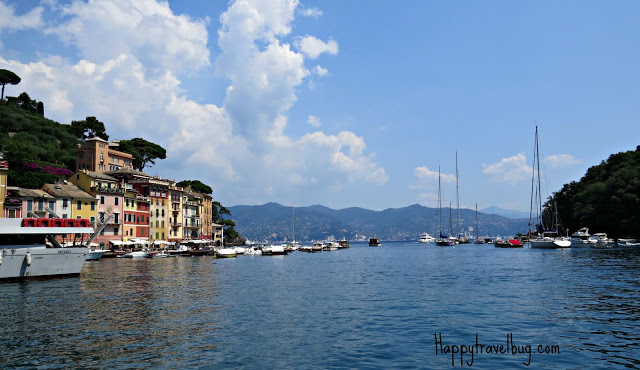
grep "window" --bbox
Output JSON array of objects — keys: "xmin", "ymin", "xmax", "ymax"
[
  {"xmin": 90, "ymin": 216, "xmax": 95, "ymax": 225},
  {"xmin": 91, "ymin": 202, "xmax": 95, "ymax": 211},
  {"xmin": 38, "ymin": 200, "xmax": 43, "ymax": 211},
  {"xmin": 114, "ymin": 214, "xmax": 119, "ymax": 224},
  {"xmin": 141, "ymin": 229, "xmax": 145, "ymax": 236},
  {"xmin": 100, "ymin": 196, "xmax": 105, "ymax": 205},
  {"xmin": 114, "ymin": 227, "xmax": 119, "ymax": 236},
  {"xmin": 27, "ymin": 200, "xmax": 33, "ymax": 211},
  {"xmin": 115, "ymin": 197, "xmax": 119, "ymax": 206},
  {"xmin": 49, "ymin": 201, "xmax": 55, "ymax": 210},
  {"xmin": 130, "ymin": 228, "xmax": 133, "ymax": 236},
  {"xmin": 63, "ymin": 199, "xmax": 68, "ymax": 209},
  {"xmin": 77, "ymin": 201, "xmax": 82, "ymax": 210},
  {"xmin": 126, "ymin": 199, "xmax": 129, "ymax": 207}
]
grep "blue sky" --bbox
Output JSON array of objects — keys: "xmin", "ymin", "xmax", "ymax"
[{"xmin": 1, "ymin": 0, "xmax": 639, "ymax": 212}]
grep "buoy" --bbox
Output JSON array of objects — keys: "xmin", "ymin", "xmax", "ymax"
[
  {"xmin": 26, "ymin": 251, "xmax": 32, "ymax": 266},
  {"xmin": 0, "ymin": 252, "xmax": 3, "ymax": 265}
]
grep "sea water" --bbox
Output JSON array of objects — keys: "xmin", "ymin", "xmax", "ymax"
[{"xmin": 1, "ymin": 242, "xmax": 639, "ymax": 369}]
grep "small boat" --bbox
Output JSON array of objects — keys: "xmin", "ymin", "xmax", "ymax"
[
  {"xmin": 368, "ymin": 237, "xmax": 381, "ymax": 246},
  {"xmin": 124, "ymin": 250, "xmax": 152, "ymax": 258},
  {"xmin": 311, "ymin": 242, "xmax": 324, "ymax": 252},
  {"xmin": 262, "ymin": 245, "xmax": 286, "ymax": 255},
  {"xmin": 494, "ymin": 239, "xmax": 523, "ymax": 248},
  {"xmin": 418, "ymin": 233, "xmax": 435, "ymax": 243},
  {"xmin": 338, "ymin": 238, "xmax": 350, "ymax": 248},
  {"xmin": 216, "ymin": 248, "xmax": 237, "ymax": 258},
  {"xmin": 245, "ymin": 246, "xmax": 263, "ymax": 255},
  {"xmin": 435, "ymin": 234, "xmax": 457, "ymax": 246},
  {"xmin": 570, "ymin": 227, "xmax": 597, "ymax": 246},
  {"xmin": 86, "ymin": 248, "xmax": 109, "ymax": 261},
  {"xmin": 152, "ymin": 250, "xmax": 170, "ymax": 258},
  {"xmin": 322, "ymin": 242, "xmax": 339, "ymax": 251},
  {"xmin": 591, "ymin": 233, "xmax": 616, "ymax": 248}
]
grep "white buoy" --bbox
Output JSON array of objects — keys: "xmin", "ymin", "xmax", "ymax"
[
  {"xmin": 26, "ymin": 251, "xmax": 32, "ymax": 266},
  {"xmin": 0, "ymin": 251, "xmax": 3, "ymax": 265}
]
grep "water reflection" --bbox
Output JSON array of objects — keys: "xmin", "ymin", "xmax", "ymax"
[{"xmin": 1, "ymin": 245, "xmax": 639, "ymax": 368}]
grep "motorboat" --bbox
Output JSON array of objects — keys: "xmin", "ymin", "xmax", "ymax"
[
  {"xmin": 124, "ymin": 250, "xmax": 152, "ymax": 258},
  {"xmin": 1, "ymin": 218, "xmax": 93, "ymax": 282},
  {"xmin": 368, "ymin": 237, "xmax": 381, "ymax": 246},
  {"xmin": 86, "ymin": 247, "xmax": 109, "ymax": 261},
  {"xmin": 418, "ymin": 233, "xmax": 435, "ymax": 243},
  {"xmin": 322, "ymin": 242, "xmax": 339, "ymax": 251},
  {"xmin": 244, "ymin": 246, "xmax": 263, "ymax": 255},
  {"xmin": 494, "ymin": 239, "xmax": 523, "ymax": 248},
  {"xmin": 570, "ymin": 227, "xmax": 596, "ymax": 246},
  {"xmin": 338, "ymin": 238, "xmax": 350, "ymax": 248},
  {"xmin": 216, "ymin": 248, "xmax": 237, "ymax": 258}
]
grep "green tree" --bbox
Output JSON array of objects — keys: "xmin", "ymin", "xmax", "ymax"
[
  {"xmin": 176, "ymin": 180, "xmax": 213, "ymax": 195},
  {"xmin": 118, "ymin": 138, "xmax": 166, "ymax": 171},
  {"xmin": 70, "ymin": 116, "xmax": 109, "ymax": 140},
  {"xmin": 0, "ymin": 69, "xmax": 21, "ymax": 101},
  {"xmin": 7, "ymin": 92, "xmax": 39, "ymax": 113}
]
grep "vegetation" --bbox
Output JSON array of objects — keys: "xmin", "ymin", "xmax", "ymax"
[
  {"xmin": 0, "ymin": 69, "xmax": 21, "ymax": 101},
  {"xmin": 176, "ymin": 180, "xmax": 212, "ymax": 195},
  {"xmin": 544, "ymin": 146, "xmax": 640, "ymax": 239},
  {"xmin": 70, "ymin": 116, "xmax": 109, "ymax": 140},
  {"xmin": 118, "ymin": 138, "xmax": 166, "ymax": 171}
]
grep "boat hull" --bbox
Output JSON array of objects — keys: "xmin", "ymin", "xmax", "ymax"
[
  {"xmin": 1, "ymin": 247, "xmax": 88, "ymax": 282},
  {"xmin": 530, "ymin": 238, "xmax": 571, "ymax": 249}
]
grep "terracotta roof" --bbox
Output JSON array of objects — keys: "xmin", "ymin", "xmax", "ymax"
[
  {"xmin": 18, "ymin": 189, "xmax": 54, "ymax": 198},
  {"xmin": 42, "ymin": 183, "xmax": 95, "ymax": 200},
  {"xmin": 80, "ymin": 170, "xmax": 117, "ymax": 182},
  {"xmin": 105, "ymin": 168, "xmax": 150, "ymax": 177}
]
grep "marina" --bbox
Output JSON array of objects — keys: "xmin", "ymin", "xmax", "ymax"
[{"xmin": 1, "ymin": 241, "xmax": 639, "ymax": 368}]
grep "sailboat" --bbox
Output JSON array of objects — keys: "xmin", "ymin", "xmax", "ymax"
[
  {"xmin": 286, "ymin": 204, "xmax": 300, "ymax": 252},
  {"xmin": 435, "ymin": 167, "xmax": 457, "ymax": 246},
  {"xmin": 473, "ymin": 203, "xmax": 485, "ymax": 244},
  {"xmin": 455, "ymin": 152, "xmax": 469, "ymax": 243},
  {"xmin": 529, "ymin": 126, "xmax": 571, "ymax": 249}
]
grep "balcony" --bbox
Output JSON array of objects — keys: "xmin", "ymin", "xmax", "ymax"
[{"xmin": 170, "ymin": 222, "xmax": 183, "ymax": 227}]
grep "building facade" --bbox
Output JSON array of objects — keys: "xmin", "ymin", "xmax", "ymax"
[
  {"xmin": 76, "ymin": 137, "xmax": 134, "ymax": 173},
  {"xmin": 41, "ymin": 183, "xmax": 95, "ymax": 221},
  {"xmin": 0, "ymin": 153, "xmax": 7, "ymax": 217}
]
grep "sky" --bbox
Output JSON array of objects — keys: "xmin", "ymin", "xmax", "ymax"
[{"xmin": 1, "ymin": 0, "xmax": 639, "ymax": 212}]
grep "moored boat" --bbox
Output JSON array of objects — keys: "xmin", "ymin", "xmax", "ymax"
[
  {"xmin": 418, "ymin": 233, "xmax": 435, "ymax": 243},
  {"xmin": 368, "ymin": 237, "xmax": 381, "ymax": 246},
  {"xmin": 494, "ymin": 239, "xmax": 523, "ymax": 248},
  {"xmin": 216, "ymin": 248, "xmax": 237, "ymax": 258},
  {"xmin": 1, "ymin": 218, "xmax": 93, "ymax": 282}
]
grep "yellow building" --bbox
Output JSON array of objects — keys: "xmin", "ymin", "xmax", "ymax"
[{"xmin": 0, "ymin": 152, "xmax": 7, "ymax": 218}]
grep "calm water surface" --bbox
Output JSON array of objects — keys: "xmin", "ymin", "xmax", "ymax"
[{"xmin": 1, "ymin": 242, "xmax": 640, "ymax": 369}]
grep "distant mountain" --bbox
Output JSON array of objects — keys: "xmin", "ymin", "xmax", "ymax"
[
  {"xmin": 229, "ymin": 203, "xmax": 529, "ymax": 243},
  {"xmin": 480, "ymin": 207, "xmax": 529, "ymax": 220}
]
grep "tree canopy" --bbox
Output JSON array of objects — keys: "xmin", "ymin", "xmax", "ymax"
[
  {"xmin": 544, "ymin": 146, "xmax": 640, "ymax": 239},
  {"xmin": 6, "ymin": 92, "xmax": 44, "ymax": 116},
  {"xmin": 117, "ymin": 138, "xmax": 167, "ymax": 171},
  {"xmin": 70, "ymin": 116, "xmax": 109, "ymax": 140},
  {"xmin": 0, "ymin": 69, "xmax": 21, "ymax": 101},
  {"xmin": 176, "ymin": 180, "xmax": 213, "ymax": 195}
]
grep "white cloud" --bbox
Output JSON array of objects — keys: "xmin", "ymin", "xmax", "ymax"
[
  {"xmin": 543, "ymin": 154, "xmax": 581, "ymax": 169},
  {"xmin": 0, "ymin": 2, "xmax": 43, "ymax": 32},
  {"xmin": 413, "ymin": 166, "xmax": 456, "ymax": 183},
  {"xmin": 295, "ymin": 35, "xmax": 338, "ymax": 59},
  {"xmin": 409, "ymin": 166, "xmax": 456, "ymax": 206},
  {"xmin": 2, "ymin": 0, "xmax": 386, "ymax": 207},
  {"xmin": 307, "ymin": 115, "xmax": 321, "ymax": 127},
  {"xmin": 47, "ymin": 0, "xmax": 210, "ymax": 75},
  {"xmin": 300, "ymin": 8, "xmax": 323, "ymax": 17},
  {"xmin": 313, "ymin": 65, "xmax": 328, "ymax": 77},
  {"xmin": 482, "ymin": 153, "xmax": 532, "ymax": 183}
]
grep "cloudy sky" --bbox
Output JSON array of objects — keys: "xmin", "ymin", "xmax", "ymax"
[{"xmin": 2, "ymin": 0, "xmax": 639, "ymax": 212}]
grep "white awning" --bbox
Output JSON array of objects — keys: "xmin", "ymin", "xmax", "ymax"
[
  {"xmin": 110, "ymin": 240, "xmax": 124, "ymax": 245},
  {"xmin": 153, "ymin": 240, "xmax": 167, "ymax": 245}
]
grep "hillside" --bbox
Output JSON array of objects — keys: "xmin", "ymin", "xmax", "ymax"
[{"xmin": 229, "ymin": 203, "xmax": 528, "ymax": 242}]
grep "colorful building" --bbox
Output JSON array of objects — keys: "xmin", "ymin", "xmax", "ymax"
[
  {"xmin": 168, "ymin": 185, "xmax": 184, "ymax": 243},
  {"xmin": 68, "ymin": 170, "xmax": 124, "ymax": 249},
  {"xmin": 76, "ymin": 137, "xmax": 133, "ymax": 173},
  {"xmin": 41, "ymin": 183, "xmax": 96, "ymax": 222},
  {"xmin": 182, "ymin": 190, "xmax": 201, "ymax": 241},
  {"xmin": 19, "ymin": 189, "xmax": 56, "ymax": 218},
  {"xmin": 104, "ymin": 169, "xmax": 153, "ymax": 243},
  {"xmin": 0, "ymin": 152, "xmax": 7, "ymax": 217}
]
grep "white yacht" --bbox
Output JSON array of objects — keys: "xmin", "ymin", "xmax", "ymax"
[
  {"xmin": 570, "ymin": 227, "xmax": 597, "ymax": 247},
  {"xmin": 1, "ymin": 218, "xmax": 93, "ymax": 282},
  {"xmin": 418, "ymin": 233, "xmax": 435, "ymax": 243}
]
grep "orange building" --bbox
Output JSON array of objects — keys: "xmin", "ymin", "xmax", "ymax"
[{"xmin": 76, "ymin": 137, "xmax": 134, "ymax": 173}]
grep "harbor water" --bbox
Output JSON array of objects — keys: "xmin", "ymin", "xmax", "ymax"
[{"xmin": 1, "ymin": 241, "xmax": 639, "ymax": 368}]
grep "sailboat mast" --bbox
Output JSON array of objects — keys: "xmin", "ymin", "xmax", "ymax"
[
  {"xmin": 292, "ymin": 204, "xmax": 295, "ymax": 243},
  {"xmin": 456, "ymin": 151, "xmax": 460, "ymax": 237},
  {"xmin": 438, "ymin": 166, "xmax": 442, "ymax": 237},
  {"xmin": 529, "ymin": 126, "xmax": 542, "ymax": 236},
  {"xmin": 475, "ymin": 203, "xmax": 479, "ymax": 239},
  {"xmin": 449, "ymin": 202, "xmax": 453, "ymax": 237}
]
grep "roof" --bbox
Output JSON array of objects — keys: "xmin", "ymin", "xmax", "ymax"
[
  {"xmin": 18, "ymin": 189, "xmax": 54, "ymax": 199},
  {"xmin": 105, "ymin": 168, "xmax": 150, "ymax": 178},
  {"xmin": 77, "ymin": 170, "xmax": 117, "ymax": 182},
  {"xmin": 42, "ymin": 183, "xmax": 95, "ymax": 200}
]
